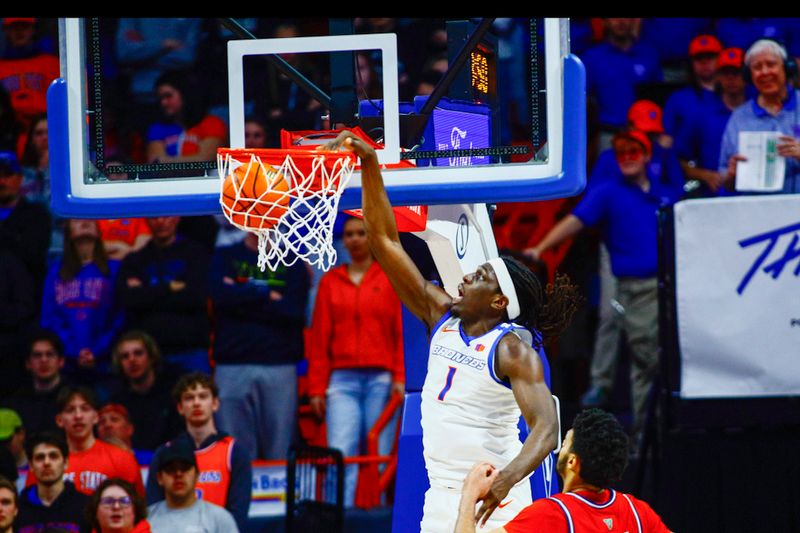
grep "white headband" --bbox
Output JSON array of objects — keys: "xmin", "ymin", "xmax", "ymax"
[{"xmin": 487, "ymin": 257, "xmax": 521, "ymax": 321}]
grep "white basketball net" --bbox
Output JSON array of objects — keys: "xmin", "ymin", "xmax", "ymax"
[{"xmin": 217, "ymin": 150, "xmax": 355, "ymax": 272}]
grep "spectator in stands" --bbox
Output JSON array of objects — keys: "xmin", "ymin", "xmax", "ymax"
[
  {"xmin": 147, "ymin": 439, "xmax": 239, "ymax": 532},
  {"xmin": 93, "ymin": 160, "xmax": 153, "ymax": 260},
  {"xmin": 86, "ymin": 478, "xmax": 151, "ymax": 533},
  {"xmin": 677, "ymin": 48, "xmax": 746, "ymax": 196},
  {"xmin": 719, "ymin": 39, "xmax": 800, "ymax": 194},
  {"xmin": 307, "ymin": 216, "xmax": 405, "ymax": 507},
  {"xmin": 146, "ymin": 373, "xmax": 250, "ymax": 531},
  {"xmin": 115, "ymin": 18, "xmax": 201, "ymax": 138},
  {"xmin": 108, "ymin": 331, "xmax": 182, "ymax": 455},
  {"xmin": 41, "ymin": 219, "xmax": 123, "ymax": 385},
  {"xmin": 455, "ymin": 409, "xmax": 671, "ymax": 532},
  {"xmin": 259, "ymin": 23, "xmax": 324, "ymax": 134},
  {"xmin": 211, "ymin": 231, "xmax": 310, "ymax": 461},
  {"xmin": 0, "ymin": 250, "xmax": 37, "ymax": 392},
  {"xmin": 0, "ymin": 18, "xmax": 59, "ymax": 128},
  {"xmin": 0, "ymin": 476, "xmax": 17, "ymax": 533},
  {"xmin": 0, "ymin": 149, "xmax": 51, "ymax": 301},
  {"xmin": 582, "ymin": 18, "xmax": 662, "ymax": 151},
  {"xmin": 19, "ymin": 113, "xmax": 48, "ymax": 203},
  {"xmin": 16, "ymin": 431, "xmax": 91, "ymax": 532},
  {"xmin": 0, "ymin": 409, "xmax": 25, "ymax": 476},
  {"xmin": 2, "ymin": 329, "xmax": 70, "ymax": 435},
  {"xmin": 244, "ymin": 116, "xmax": 269, "ymax": 149},
  {"xmin": 146, "ymin": 69, "xmax": 226, "ymax": 164},
  {"xmin": 25, "ymin": 386, "xmax": 144, "ymax": 496},
  {"xmin": 98, "ymin": 216, "xmax": 153, "ymax": 261},
  {"xmin": 663, "ymin": 35, "xmax": 723, "ymax": 140},
  {"xmin": 579, "ymin": 100, "xmax": 684, "ymax": 410},
  {"xmin": 117, "ymin": 216, "xmax": 211, "ymax": 374},
  {"xmin": 525, "ymin": 130, "xmax": 684, "ymax": 453}
]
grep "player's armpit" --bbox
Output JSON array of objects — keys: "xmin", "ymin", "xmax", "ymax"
[{"xmin": 494, "ymin": 335, "xmax": 559, "ymax": 479}]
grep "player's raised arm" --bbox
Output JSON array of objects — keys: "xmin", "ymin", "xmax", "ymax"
[{"xmin": 325, "ymin": 131, "xmax": 451, "ymax": 328}]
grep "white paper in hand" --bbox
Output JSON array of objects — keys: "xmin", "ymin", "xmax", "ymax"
[{"xmin": 736, "ymin": 131, "xmax": 785, "ymax": 192}]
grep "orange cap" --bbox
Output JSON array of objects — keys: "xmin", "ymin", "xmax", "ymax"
[
  {"xmin": 689, "ymin": 34, "xmax": 722, "ymax": 57},
  {"xmin": 718, "ymin": 47, "xmax": 744, "ymax": 69},
  {"xmin": 627, "ymin": 99, "xmax": 664, "ymax": 134},
  {"xmin": 614, "ymin": 129, "xmax": 652, "ymax": 157}
]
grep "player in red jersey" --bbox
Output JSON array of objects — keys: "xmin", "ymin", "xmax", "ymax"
[{"xmin": 456, "ymin": 408, "xmax": 672, "ymax": 532}]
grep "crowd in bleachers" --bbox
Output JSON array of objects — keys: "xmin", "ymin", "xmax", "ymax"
[{"xmin": 0, "ymin": 16, "xmax": 799, "ymax": 532}]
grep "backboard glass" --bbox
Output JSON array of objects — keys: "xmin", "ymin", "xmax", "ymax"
[{"xmin": 49, "ymin": 18, "xmax": 585, "ymax": 218}]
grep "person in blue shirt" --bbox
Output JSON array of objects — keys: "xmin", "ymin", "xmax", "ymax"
[
  {"xmin": 581, "ymin": 18, "xmax": 662, "ymax": 152},
  {"xmin": 719, "ymin": 39, "xmax": 800, "ymax": 194},
  {"xmin": 663, "ymin": 35, "xmax": 723, "ymax": 140},
  {"xmin": 41, "ymin": 219, "xmax": 122, "ymax": 384},
  {"xmin": 676, "ymin": 48, "xmax": 746, "ymax": 196},
  {"xmin": 575, "ymin": 100, "xmax": 685, "ymax": 411},
  {"xmin": 524, "ymin": 129, "xmax": 684, "ymax": 452}
]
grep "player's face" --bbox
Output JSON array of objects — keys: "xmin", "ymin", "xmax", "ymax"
[
  {"xmin": 56, "ymin": 395, "xmax": 98, "ymax": 441},
  {"xmin": 177, "ymin": 385, "xmax": 219, "ymax": 427},
  {"xmin": 96, "ymin": 485, "xmax": 135, "ymax": 532},
  {"xmin": 30, "ymin": 443, "xmax": 67, "ymax": 486},
  {"xmin": 452, "ymin": 263, "xmax": 502, "ymax": 318},
  {"xmin": 614, "ymin": 139, "xmax": 649, "ymax": 178},
  {"xmin": 27, "ymin": 340, "xmax": 64, "ymax": 380},
  {"xmin": 749, "ymin": 50, "xmax": 787, "ymax": 98},
  {"xmin": 343, "ymin": 218, "xmax": 369, "ymax": 260},
  {"xmin": 157, "ymin": 461, "xmax": 198, "ymax": 500},
  {"xmin": 117, "ymin": 340, "xmax": 153, "ymax": 381},
  {"xmin": 98, "ymin": 411, "xmax": 133, "ymax": 443},
  {"xmin": 0, "ymin": 487, "xmax": 17, "ymax": 531},
  {"xmin": 556, "ymin": 429, "xmax": 575, "ymax": 479}
]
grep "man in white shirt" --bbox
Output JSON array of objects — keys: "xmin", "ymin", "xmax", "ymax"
[{"xmin": 147, "ymin": 438, "xmax": 239, "ymax": 533}]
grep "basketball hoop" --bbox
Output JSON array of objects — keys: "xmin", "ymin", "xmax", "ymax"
[{"xmin": 217, "ymin": 148, "xmax": 355, "ymax": 272}]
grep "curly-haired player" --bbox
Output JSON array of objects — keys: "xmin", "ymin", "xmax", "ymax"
[
  {"xmin": 457, "ymin": 409, "xmax": 672, "ymax": 532},
  {"xmin": 325, "ymin": 131, "xmax": 582, "ymax": 531}
]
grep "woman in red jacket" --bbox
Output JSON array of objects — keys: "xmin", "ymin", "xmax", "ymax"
[{"xmin": 307, "ymin": 216, "xmax": 404, "ymax": 507}]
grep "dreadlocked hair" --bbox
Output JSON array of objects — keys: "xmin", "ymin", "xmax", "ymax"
[{"xmin": 502, "ymin": 256, "xmax": 584, "ymax": 350}]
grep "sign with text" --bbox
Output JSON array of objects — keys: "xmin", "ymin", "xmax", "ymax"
[{"xmin": 675, "ymin": 195, "xmax": 800, "ymax": 398}]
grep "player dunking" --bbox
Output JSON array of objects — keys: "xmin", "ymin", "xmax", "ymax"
[{"xmin": 325, "ymin": 131, "xmax": 582, "ymax": 531}]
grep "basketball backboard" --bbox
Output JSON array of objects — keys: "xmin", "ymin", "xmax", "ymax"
[{"xmin": 49, "ymin": 18, "xmax": 585, "ymax": 218}]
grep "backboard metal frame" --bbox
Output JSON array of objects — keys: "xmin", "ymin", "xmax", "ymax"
[{"xmin": 49, "ymin": 18, "xmax": 585, "ymax": 218}]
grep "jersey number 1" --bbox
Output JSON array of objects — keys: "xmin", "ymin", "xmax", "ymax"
[{"xmin": 437, "ymin": 366, "xmax": 457, "ymax": 401}]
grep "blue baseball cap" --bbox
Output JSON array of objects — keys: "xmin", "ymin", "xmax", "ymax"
[{"xmin": 0, "ymin": 151, "xmax": 21, "ymax": 175}]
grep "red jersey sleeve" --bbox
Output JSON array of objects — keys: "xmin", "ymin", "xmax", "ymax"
[
  {"xmin": 194, "ymin": 115, "xmax": 227, "ymax": 139},
  {"xmin": 503, "ymin": 498, "xmax": 569, "ymax": 533}
]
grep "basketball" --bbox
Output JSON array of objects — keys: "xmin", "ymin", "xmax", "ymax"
[{"xmin": 221, "ymin": 160, "xmax": 290, "ymax": 230}]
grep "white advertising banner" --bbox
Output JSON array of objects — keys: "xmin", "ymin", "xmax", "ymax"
[{"xmin": 675, "ymin": 194, "xmax": 800, "ymax": 398}]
